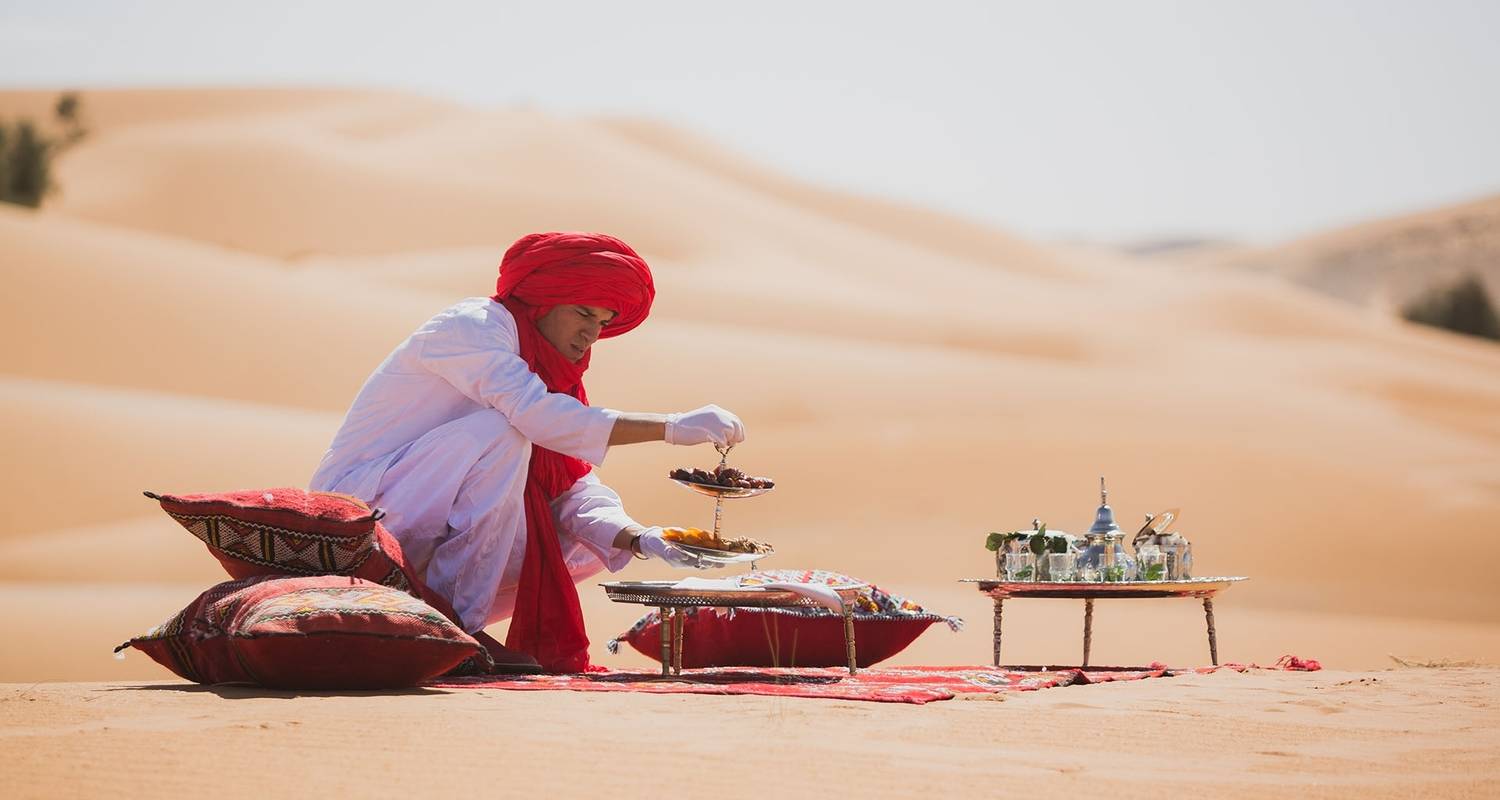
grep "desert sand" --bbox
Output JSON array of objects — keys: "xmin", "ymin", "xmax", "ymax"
[
  {"xmin": 4, "ymin": 668, "xmax": 1497, "ymax": 798},
  {"xmin": 1, "ymin": 88, "xmax": 1497, "ymax": 797}
]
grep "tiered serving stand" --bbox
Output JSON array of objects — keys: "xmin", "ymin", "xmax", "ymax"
[
  {"xmin": 664, "ymin": 444, "xmax": 774, "ymax": 568},
  {"xmin": 601, "ymin": 446, "xmax": 871, "ymax": 676}
]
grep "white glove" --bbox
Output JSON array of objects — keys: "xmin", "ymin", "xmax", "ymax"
[
  {"xmin": 635, "ymin": 527, "xmax": 711, "ymax": 570},
  {"xmin": 665, "ymin": 404, "xmax": 746, "ymax": 447}
]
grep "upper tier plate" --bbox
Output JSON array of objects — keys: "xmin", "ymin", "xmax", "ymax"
[{"xmin": 670, "ymin": 478, "xmax": 774, "ymax": 499}]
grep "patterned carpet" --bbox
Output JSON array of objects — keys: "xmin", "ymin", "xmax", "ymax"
[
  {"xmin": 432, "ymin": 664, "xmax": 1183, "ymax": 704},
  {"xmin": 432, "ymin": 657, "xmax": 1320, "ymax": 704}
]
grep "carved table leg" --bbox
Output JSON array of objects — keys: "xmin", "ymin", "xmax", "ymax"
[
  {"xmin": 1203, "ymin": 597, "xmax": 1219, "ymax": 666},
  {"xmin": 992, "ymin": 597, "xmax": 1005, "ymax": 667},
  {"xmin": 1083, "ymin": 598, "xmax": 1095, "ymax": 667},
  {"xmin": 672, "ymin": 607, "xmax": 686, "ymax": 675},
  {"xmin": 843, "ymin": 607, "xmax": 858, "ymax": 675},
  {"xmin": 659, "ymin": 606, "xmax": 671, "ymax": 676}
]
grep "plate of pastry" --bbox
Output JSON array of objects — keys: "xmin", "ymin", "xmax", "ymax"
[{"xmin": 661, "ymin": 526, "xmax": 775, "ymax": 564}]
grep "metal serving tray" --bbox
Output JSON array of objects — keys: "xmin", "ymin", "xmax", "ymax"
[
  {"xmin": 960, "ymin": 576, "xmax": 1247, "ymax": 599},
  {"xmin": 600, "ymin": 580, "xmax": 864, "ymax": 608}
]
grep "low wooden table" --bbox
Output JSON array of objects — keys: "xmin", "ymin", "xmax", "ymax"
[
  {"xmin": 601, "ymin": 580, "xmax": 867, "ymax": 676},
  {"xmin": 961, "ymin": 577, "xmax": 1247, "ymax": 667}
]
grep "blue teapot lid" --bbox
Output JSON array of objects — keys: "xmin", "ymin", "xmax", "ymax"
[{"xmin": 1087, "ymin": 476, "xmax": 1122, "ymax": 536}]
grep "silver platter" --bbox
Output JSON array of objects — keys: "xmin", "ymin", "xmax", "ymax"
[
  {"xmin": 960, "ymin": 576, "xmax": 1247, "ymax": 599},
  {"xmin": 601, "ymin": 580, "xmax": 864, "ymax": 608},
  {"xmin": 670, "ymin": 478, "xmax": 774, "ymax": 499},
  {"xmin": 674, "ymin": 542, "xmax": 774, "ymax": 565}
]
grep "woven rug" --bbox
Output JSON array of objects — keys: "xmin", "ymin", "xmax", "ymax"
[
  {"xmin": 432, "ymin": 664, "xmax": 1181, "ymax": 705},
  {"xmin": 431, "ymin": 657, "xmax": 1319, "ymax": 705}
]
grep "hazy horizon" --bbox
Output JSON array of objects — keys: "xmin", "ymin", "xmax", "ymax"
[{"xmin": 3, "ymin": 0, "xmax": 1498, "ymax": 245}]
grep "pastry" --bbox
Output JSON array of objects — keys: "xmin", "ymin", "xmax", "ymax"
[{"xmin": 661, "ymin": 526, "xmax": 773, "ymax": 554}]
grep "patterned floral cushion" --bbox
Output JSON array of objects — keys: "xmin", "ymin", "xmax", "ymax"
[
  {"xmin": 116, "ymin": 575, "xmax": 488, "ymax": 689},
  {"xmin": 608, "ymin": 569, "xmax": 962, "ymax": 669}
]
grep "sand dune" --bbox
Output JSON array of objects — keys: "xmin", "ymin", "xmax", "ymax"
[
  {"xmin": 0, "ymin": 206, "xmax": 445, "ymax": 410},
  {"xmin": 0, "ymin": 88, "xmax": 453, "ymax": 136},
  {"xmin": 16, "ymin": 89, "xmax": 1087, "ymax": 298},
  {"xmin": 0, "ymin": 375, "xmax": 340, "ymax": 536},
  {"xmin": 597, "ymin": 117, "xmax": 1082, "ymax": 282},
  {"xmin": 0, "ymin": 88, "xmax": 1497, "ymax": 694},
  {"xmin": 1219, "ymin": 193, "xmax": 1500, "ymax": 312}
]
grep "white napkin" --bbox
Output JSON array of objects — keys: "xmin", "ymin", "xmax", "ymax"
[
  {"xmin": 668, "ymin": 577, "xmax": 848, "ymax": 613},
  {"xmin": 670, "ymin": 577, "xmax": 742, "ymax": 591},
  {"xmin": 759, "ymin": 582, "xmax": 847, "ymax": 613}
]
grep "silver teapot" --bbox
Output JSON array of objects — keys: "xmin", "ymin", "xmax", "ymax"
[{"xmin": 1076, "ymin": 478, "xmax": 1136, "ymax": 582}]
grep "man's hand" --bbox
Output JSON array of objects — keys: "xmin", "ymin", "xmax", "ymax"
[
  {"xmin": 664, "ymin": 404, "xmax": 745, "ymax": 447},
  {"xmin": 635, "ymin": 527, "xmax": 710, "ymax": 570}
]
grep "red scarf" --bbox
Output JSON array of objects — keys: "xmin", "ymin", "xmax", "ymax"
[{"xmin": 492, "ymin": 233, "xmax": 654, "ymax": 673}]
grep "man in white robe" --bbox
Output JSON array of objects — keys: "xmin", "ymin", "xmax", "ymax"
[{"xmin": 309, "ymin": 232, "xmax": 742, "ymax": 670}]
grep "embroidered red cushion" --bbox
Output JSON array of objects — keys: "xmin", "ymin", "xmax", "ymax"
[
  {"xmin": 608, "ymin": 570, "xmax": 963, "ymax": 669},
  {"xmin": 144, "ymin": 487, "xmax": 462, "ymax": 624},
  {"xmin": 116, "ymin": 575, "xmax": 486, "ymax": 689}
]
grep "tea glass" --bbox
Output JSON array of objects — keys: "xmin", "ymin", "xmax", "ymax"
[
  {"xmin": 1004, "ymin": 551, "xmax": 1037, "ymax": 582},
  {"xmin": 1046, "ymin": 552, "xmax": 1076, "ymax": 582},
  {"xmin": 1137, "ymin": 546, "xmax": 1167, "ymax": 582}
]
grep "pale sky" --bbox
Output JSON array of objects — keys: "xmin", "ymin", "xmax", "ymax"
[{"xmin": 2, "ymin": 0, "xmax": 1498, "ymax": 244}]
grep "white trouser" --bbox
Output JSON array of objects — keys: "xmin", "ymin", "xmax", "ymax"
[{"xmin": 360, "ymin": 409, "xmax": 532, "ymax": 633}]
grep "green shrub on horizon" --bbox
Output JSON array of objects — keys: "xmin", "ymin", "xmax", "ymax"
[
  {"xmin": 1401, "ymin": 273, "xmax": 1500, "ymax": 343},
  {"xmin": 1, "ymin": 92, "xmax": 86, "ymax": 209},
  {"xmin": 2, "ymin": 119, "xmax": 53, "ymax": 208}
]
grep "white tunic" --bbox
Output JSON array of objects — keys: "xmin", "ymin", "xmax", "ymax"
[{"xmin": 309, "ymin": 297, "xmax": 637, "ymax": 632}]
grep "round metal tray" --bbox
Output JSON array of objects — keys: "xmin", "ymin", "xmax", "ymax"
[
  {"xmin": 961, "ymin": 576, "xmax": 1246, "ymax": 599},
  {"xmin": 601, "ymin": 580, "xmax": 863, "ymax": 608},
  {"xmin": 670, "ymin": 478, "xmax": 774, "ymax": 499}
]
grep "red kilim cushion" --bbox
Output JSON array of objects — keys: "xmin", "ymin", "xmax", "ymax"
[
  {"xmin": 608, "ymin": 569, "xmax": 963, "ymax": 669},
  {"xmin": 145, "ymin": 487, "xmax": 495, "ymax": 676},
  {"xmin": 117, "ymin": 575, "xmax": 486, "ymax": 689},
  {"xmin": 147, "ymin": 487, "xmax": 393, "ymax": 578},
  {"xmin": 144, "ymin": 487, "xmax": 461, "ymax": 622}
]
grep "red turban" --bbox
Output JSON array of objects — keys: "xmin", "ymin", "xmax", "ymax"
[
  {"xmin": 493, "ymin": 231, "xmax": 654, "ymax": 338},
  {"xmin": 489, "ymin": 232, "xmax": 653, "ymax": 673}
]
